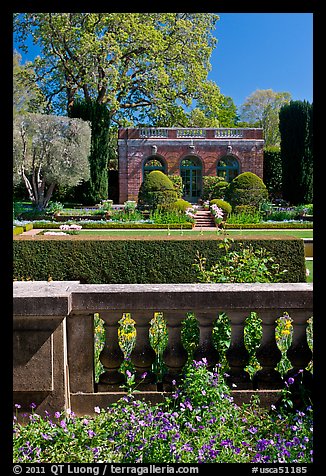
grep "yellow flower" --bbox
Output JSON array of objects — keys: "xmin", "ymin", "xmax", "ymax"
[{"xmin": 281, "ymin": 329, "xmax": 291, "ymax": 336}]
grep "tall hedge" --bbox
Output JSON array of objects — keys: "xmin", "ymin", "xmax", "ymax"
[
  {"xmin": 279, "ymin": 100, "xmax": 313, "ymax": 204},
  {"xmin": 263, "ymin": 147, "xmax": 282, "ymax": 199},
  {"xmin": 13, "ymin": 235, "xmax": 306, "ymax": 283},
  {"xmin": 69, "ymin": 99, "xmax": 111, "ymax": 204}
]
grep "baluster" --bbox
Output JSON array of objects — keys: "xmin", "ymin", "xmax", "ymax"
[
  {"xmin": 193, "ymin": 312, "xmax": 219, "ymax": 369},
  {"xmin": 130, "ymin": 311, "xmax": 156, "ymax": 385},
  {"xmin": 225, "ymin": 311, "xmax": 252, "ymax": 389},
  {"xmin": 162, "ymin": 311, "xmax": 188, "ymax": 387},
  {"xmin": 252, "ymin": 311, "xmax": 283, "ymax": 390},
  {"xmin": 285, "ymin": 311, "xmax": 313, "ymax": 390},
  {"xmin": 98, "ymin": 311, "xmax": 125, "ymax": 387}
]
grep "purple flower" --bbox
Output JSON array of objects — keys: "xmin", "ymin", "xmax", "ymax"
[
  {"xmin": 140, "ymin": 372, "xmax": 147, "ymax": 379},
  {"xmin": 248, "ymin": 426, "xmax": 258, "ymax": 434},
  {"xmin": 41, "ymin": 433, "xmax": 52, "ymax": 440},
  {"xmin": 88, "ymin": 429, "xmax": 95, "ymax": 438},
  {"xmin": 15, "ymin": 403, "xmax": 21, "ymax": 409},
  {"xmin": 29, "ymin": 403, "xmax": 37, "ymax": 409},
  {"xmin": 54, "ymin": 412, "xmax": 61, "ymax": 419},
  {"xmin": 287, "ymin": 377, "xmax": 295, "ymax": 385}
]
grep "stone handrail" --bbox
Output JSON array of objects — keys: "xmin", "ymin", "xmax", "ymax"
[
  {"xmin": 13, "ymin": 281, "xmax": 313, "ymax": 415},
  {"xmin": 119, "ymin": 127, "xmax": 263, "ymax": 140}
]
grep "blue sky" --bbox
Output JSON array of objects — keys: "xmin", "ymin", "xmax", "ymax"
[
  {"xmin": 13, "ymin": 13, "xmax": 313, "ymax": 110},
  {"xmin": 210, "ymin": 13, "xmax": 313, "ymax": 107}
]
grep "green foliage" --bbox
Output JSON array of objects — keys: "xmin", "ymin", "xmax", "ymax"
[
  {"xmin": 13, "ymin": 113, "xmax": 91, "ymax": 210},
  {"xmin": 13, "ymin": 226, "xmax": 24, "ymax": 235},
  {"xmin": 150, "ymin": 210, "xmax": 193, "ymax": 225},
  {"xmin": 202, "ymin": 176, "xmax": 227, "ymax": 201},
  {"xmin": 69, "ymin": 99, "xmax": 111, "ymax": 204},
  {"xmin": 168, "ymin": 175, "xmax": 183, "ymax": 199},
  {"xmin": 13, "ymin": 360, "xmax": 313, "ymax": 463},
  {"xmin": 172, "ymin": 199, "xmax": 192, "ymax": 212},
  {"xmin": 14, "ymin": 13, "xmax": 221, "ymax": 125},
  {"xmin": 225, "ymin": 172, "xmax": 268, "ymax": 210},
  {"xmin": 194, "ymin": 238, "xmax": 288, "ymax": 283},
  {"xmin": 263, "ymin": 147, "xmax": 282, "ymax": 199},
  {"xmin": 239, "ymin": 89, "xmax": 291, "ymax": 148},
  {"xmin": 227, "ymin": 208, "xmax": 262, "ymax": 224},
  {"xmin": 138, "ymin": 171, "xmax": 178, "ymax": 211},
  {"xmin": 279, "ymin": 100, "xmax": 313, "ymax": 204},
  {"xmin": 209, "ymin": 199, "xmax": 232, "ymax": 215},
  {"xmin": 13, "ymin": 236, "xmax": 307, "ymax": 283}
]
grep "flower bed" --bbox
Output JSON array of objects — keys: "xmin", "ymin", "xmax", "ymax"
[{"xmin": 13, "ymin": 358, "xmax": 313, "ymax": 464}]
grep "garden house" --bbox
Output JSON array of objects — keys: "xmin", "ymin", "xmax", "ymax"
[{"xmin": 118, "ymin": 127, "xmax": 264, "ymax": 203}]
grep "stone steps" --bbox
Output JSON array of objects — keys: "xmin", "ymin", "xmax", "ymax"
[{"xmin": 194, "ymin": 210, "xmax": 216, "ymax": 228}]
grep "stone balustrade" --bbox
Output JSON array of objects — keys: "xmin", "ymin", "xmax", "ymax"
[
  {"xmin": 13, "ymin": 281, "xmax": 312, "ymax": 416},
  {"xmin": 120, "ymin": 127, "xmax": 263, "ymax": 140}
]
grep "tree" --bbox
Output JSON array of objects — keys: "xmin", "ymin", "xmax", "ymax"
[
  {"xmin": 13, "ymin": 51, "xmax": 46, "ymax": 116},
  {"xmin": 239, "ymin": 89, "xmax": 291, "ymax": 147},
  {"xmin": 279, "ymin": 100, "xmax": 313, "ymax": 204},
  {"xmin": 13, "ymin": 114, "xmax": 91, "ymax": 210},
  {"xmin": 263, "ymin": 146, "xmax": 283, "ymax": 200},
  {"xmin": 68, "ymin": 99, "xmax": 112, "ymax": 203},
  {"xmin": 14, "ymin": 13, "xmax": 221, "ymax": 124}
]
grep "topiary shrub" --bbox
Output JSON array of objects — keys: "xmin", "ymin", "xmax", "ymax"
[
  {"xmin": 168, "ymin": 175, "xmax": 183, "ymax": 199},
  {"xmin": 172, "ymin": 199, "xmax": 192, "ymax": 212},
  {"xmin": 202, "ymin": 176, "xmax": 227, "ymax": 201},
  {"xmin": 138, "ymin": 171, "xmax": 178, "ymax": 211},
  {"xmin": 209, "ymin": 199, "xmax": 232, "ymax": 217},
  {"xmin": 225, "ymin": 172, "xmax": 268, "ymax": 210}
]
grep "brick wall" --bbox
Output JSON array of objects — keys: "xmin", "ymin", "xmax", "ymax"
[{"xmin": 118, "ymin": 129, "xmax": 264, "ymax": 203}]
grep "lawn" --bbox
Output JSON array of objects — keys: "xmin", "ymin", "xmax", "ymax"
[{"xmin": 65, "ymin": 228, "xmax": 313, "ymax": 239}]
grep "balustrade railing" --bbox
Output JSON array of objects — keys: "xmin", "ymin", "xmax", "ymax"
[
  {"xmin": 13, "ymin": 282, "xmax": 313, "ymax": 414},
  {"xmin": 133, "ymin": 127, "xmax": 257, "ymax": 139}
]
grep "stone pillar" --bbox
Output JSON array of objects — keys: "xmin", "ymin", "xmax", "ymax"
[{"xmin": 98, "ymin": 311, "xmax": 125, "ymax": 387}]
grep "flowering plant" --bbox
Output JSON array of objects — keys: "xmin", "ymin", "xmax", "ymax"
[
  {"xmin": 59, "ymin": 224, "xmax": 82, "ymax": 231},
  {"xmin": 210, "ymin": 204, "xmax": 224, "ymax": 226}
]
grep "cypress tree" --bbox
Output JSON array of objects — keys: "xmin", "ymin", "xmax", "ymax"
[
  {"xmin": 279, "ymin": 100, "xmax": 313, "ymax": 204},
  {"xmin": 69, "ymin": 99, "xmax": 111, "ymax": 204}
]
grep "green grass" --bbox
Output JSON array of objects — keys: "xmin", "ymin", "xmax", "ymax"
[
  {"xmin": 305, "ymin": 259, "xmax": 313, "ymax": 283},
  {"xmin": 67, "ymin": 228, "xmax": 313, "ymax": 238}
]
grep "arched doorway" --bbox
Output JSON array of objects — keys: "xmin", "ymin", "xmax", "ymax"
[
  {"xmin": 180, "ymin": 156, "xmax": 202, "ymax": 203},
  {"xmin": 143, "ymin": 156, "xmax": 167, "ymax": 179},
  {"xmin": 216, "ymin": 155, "xmax": 240, "ymax": 182}
]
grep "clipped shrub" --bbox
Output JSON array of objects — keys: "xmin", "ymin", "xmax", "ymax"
[
  {"xmin": 172, "ymin": 199, "xmax": 192, "ymax": 212},
  {"xmin": 209, "ymin": 199, "xmax": 232, "ymax": 215},
  {"xmin": 202, "ymin": 176, "xmax": 227, "ymax": 201},
  {"xmin": 233, "ymin": 205, "xmax": 257, "ymax": 215},
  {"xmin": 138, "ymin": 171, "xmax": 178, "ymax": 211},
  {"xmin": 13, "ymin": 226, "xmax": 24, "ymax": 235},
  {"xmin": 168, "ymin": 175, "xmax": 183, "ymax": 199},
  {"xmin": 225, "ymin": 172, "xmax": 268, "ymax": 210},
  {"xmin": 13, "ymin": 235, "xmax": 306, "ymax": 283}
]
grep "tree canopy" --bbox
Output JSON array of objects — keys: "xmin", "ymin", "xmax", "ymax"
[
  {"xmin": 13, "ymin": 114, "xmax": 91, "ymax": 209},
  {"xmin": 239, "ymin": 89, "xmax": 291, "ymax": 147},
  {"xmin": 14, "ymin": 13, "xmax": 224, "ymax": 126}
]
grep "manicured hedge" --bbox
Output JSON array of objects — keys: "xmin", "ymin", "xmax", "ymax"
[
  {"xmin": 32, "ymin": 221, "xmax": 193, "ymax": 229},
  {"xmin": 13, "ymin": 226, "xmax": 24, "ymax": 235},
  {"xmin": 225, "ymin": 222, "xmax": 313, "ymax": 229},
  {"xmin": 13, "ymin": 235, "xmax": 306, "ymax": 283}
]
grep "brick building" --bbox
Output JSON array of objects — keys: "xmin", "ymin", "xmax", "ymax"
[{"xmin": 118, "ymin": 127, "xmax": 264, "ymax": 204}]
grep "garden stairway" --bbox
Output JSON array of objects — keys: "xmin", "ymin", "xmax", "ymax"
[{"xmin": 194, "ymin": 209, "xmax": 216, "ymax": 229}]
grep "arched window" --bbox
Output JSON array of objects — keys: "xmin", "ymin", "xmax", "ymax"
[
  {"xmin": 143, "ymin": 156, "xmax": 166, "ymax": 179},
  {"xmin": 216, "ymin": 156, "xmax": 239, "ymax": 182},
  {"xmin": 180, "ymin": 156, "xmax": 202, "ymax": 203}
]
